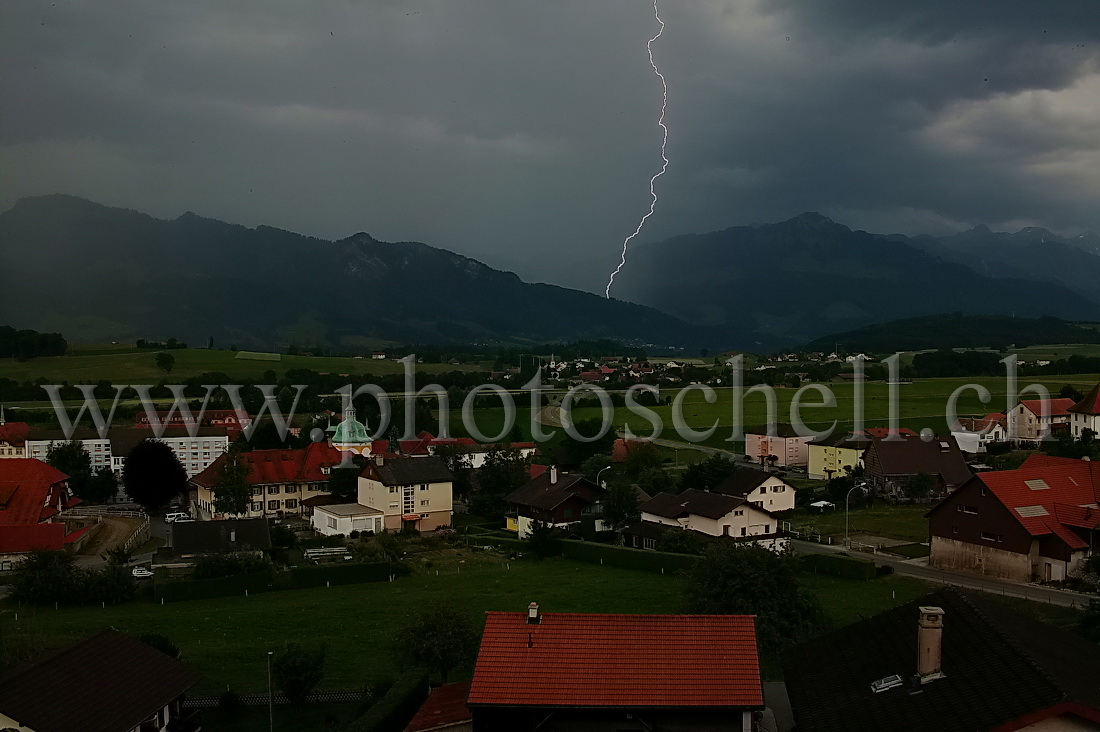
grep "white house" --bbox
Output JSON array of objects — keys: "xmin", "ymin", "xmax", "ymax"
[
  {"xmin": 713, "ymin": 468, "xmax": 796, "ymax": 512},
  {"xmin": 312, "ymin": 502, "xmax": 385, "ymax": 536},
  {"xmin": 1069, "ymin": 381, "xmax": 1100, "ymax": 439},
  {"xmin": 357, "ymin": 455, "xmax": 455, "ymax": 532},
  {"xmin": 950, "ymin": 413, "xmax": 1008, "ymax": 454},
  {"xmin": 1006, "ymin": 399, "xmax": 1076, "ymax": 442},
  {"xmin": 624, "ymin": 488, "xmax": 787, "ymax": 552}
]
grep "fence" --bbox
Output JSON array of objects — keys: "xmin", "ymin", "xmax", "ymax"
[{"xmin": 64, "ymin": 508, "xmax": 150, "ymax": 555}]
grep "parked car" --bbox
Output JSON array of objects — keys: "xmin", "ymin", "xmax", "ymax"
[
  {"xmin": 164, "ymin": 512, "xmax": 191, "ymax": 523},
  {"xmin": 131, "ymin": 567, "xmax": 154, "ymax": 579}
]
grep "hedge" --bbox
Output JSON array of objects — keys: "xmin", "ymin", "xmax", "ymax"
[
  {"xmin": 154, "ymin": 571, "xmax": 275, "ymax": 602},
  {"xmin": 799, "ymin": 552, "xmax": 876, "ymax": 581},
  {"xmin": 558, "ymin": 540, "xmax": 699, "ymax": 575},
  {"xmin": 346, "ymin": 670, "xmax": 430, "ymax": 732}
]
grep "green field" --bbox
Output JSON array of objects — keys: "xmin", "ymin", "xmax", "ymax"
[
  {"xmin": 0, "ymin": 347, "xmax": 484, "ymax": 383},
  {"xmin": 785, "ymin": 504, "xmax": 931, "ymax": 543}
]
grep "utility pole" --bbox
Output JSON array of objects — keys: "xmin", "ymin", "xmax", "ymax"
[{"xmin": 267, "ymin": 650, "xmax": 274, "ymax": 732}]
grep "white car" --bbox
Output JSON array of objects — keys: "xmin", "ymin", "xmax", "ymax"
[
  {"xmin": 131, "ymin": 567, "xmax": 154, "ymax": 579},
  {"xmin": 164, "ymin": 512, "xmax": 191, "ymax": 523}
]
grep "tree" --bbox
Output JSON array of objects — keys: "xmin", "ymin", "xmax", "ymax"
[
  {"xmin": 602, "ymin": 482, "xmax": 641, "ymax": 529},
  {"xmin": 82, "ymin": 467, "xmax": 119, "ymax": 503},
  {"xmin": 526, "ymin": 520, "xmax": 562, "ymax": 558},
  {"xmin": 326, "ymin": 458, "xmax": 362, "ymax": 501},
  {"xmin": 636, "ymin": 466, "xmax": 676, "ymax": 496},
  {"xmin": 658, "ymin": 527, "xmax": 708, "ymax": 555},
  {"xmin": 679, "ymin": 454, "xmax": 738, "ymax": 492},
  {"xmin": 469, "ymin": 447, "xmax": 528, "ymax": 518},
  {"xmin": 7, "ymin": 551, "xmax": 84, "ymax": 605},
  {"xmin": 622, "ymin": 441, "xmax": 662, "ymax": 481},
  {"xmin": 394, "ymin": 608, "xmax": 480, "ymax": 683},
  {"xmin": 558, "ymin": 417, "xmax": 616, "ymax": 466},
  {"xmin": 1059, "ymin": 384, "xmax": 1084, "ymax": 402},
  {"xmin": 272, "ymin": 643, "xmax": 326, "ymax": 706},
  {"xmin": 580, "ymin": 454, "xmax": 611, "ymax": 483},
  {"xmin": 154, "ymin": 351, "xmax": 175, "ymax": 373},
  {"xmin": 434, "ymin": 445, "xmax": 472, "ymax": 499},
  {"xmin": 212, "ymin": 448, "xmax": 252, "ymax": 516},
  {"xmin": 45, "ymin": 441, "xmax": 116, "ymax": 503},
  {"xmin": 904, "ymin": 472, "xmax": 935, "ymax": 501},
  {"xmin": 122, "ymin": 439, "xmax": 188, "ymax": 511},
  {"xmin": 683, "ymin": 543, "xmax": 829, "ymax": 654}
]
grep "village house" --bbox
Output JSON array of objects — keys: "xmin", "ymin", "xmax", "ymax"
[
  {"xmin": 312, "ymin": 501, "xmax": 385, "ymax": 537},
  {"xmin": 0, "ymin": 410, "xmax": 29, "ymax": 458},
  {"xmin": 861, "ymin": 433, "xmax": 972, "ymax": 498},
  {"xmin": 927, "ymin": 454, "xmax": 1099, "ymax": 583},
  {"xmin": 623, "ymin": 488, "xmax": 786, "ymax": 551},
  {"xmin": 357, "ymin": 454, "xmax": 455, "ymax": 532},
  {"xmin": 1006, "ymin": 397, "xmax": 1076, "ymax": 442},
  {"xmin": 807, "ymin": 432, "xmax": 871, "ymax": 480},
  {"xmin": 404, "ymin": 681, "xmax": 473, "ymax": 732},
  {"xmin": 744, "ymin": 423, "xmax": 815, "ymax": 467},
  {"xmin": 189, "ymin": 441, "xmax": 341, "ymax": 520},
  {"xmin": 950, "ymin": 412, "xmax": 1007, "ymax": 454},
  {"xmin": 0, "ymin": 629, "xmax": 202, "ymax": 732},
  {"xmin": 504, "ymin": 467, "xmax": 603, "ymax": 538},
  {"xmin": 0, "ymin": 459, "xmax": 91, "ymax": 570},
  {"xmin": 784, "ymin": 588, "xmax": 1100, "ymax": 731},
  {"xmin": 1069, "ymin": 380, "xmax": 1100, "ymax": 439},
  {"xmin": 713, "ymin": 468, "xmax": 796, "ymax": 512},
  {"xmin": 466, "ymin": 604, "xmax": 765, "ymax": 731}
]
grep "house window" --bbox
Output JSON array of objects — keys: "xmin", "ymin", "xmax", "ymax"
[
  {"xmin": 321, "ymin": 466, "xmax": 331, "ymax": 475},
  {"xmin": 327, "ymin": 517, "xmax": 337, "ymax": 530},
  {"xmin": 268, "ymin": 500, "xmax": 280, "ymax": 510},
  {"xmin": 284, "ymin": 485, "xmax": 297, "ymax": 494},
  {"xmin": 962, "ymin": 505, "xmax": 977, "ymax": 514},
  {"xmin": 285, "ymin": 499, "xmax": 298, "ymax": 509},
  {"xmin": 764, "ymin": 524, "xmax": 770, "ymax": 533},
  {"xmin": 421, "ymin": 499, "xmax": 430, "ymax": 507},
  {"xmin": 389, "ymin": 502, "xmax": 400, "ymax": 509},
  {"xmin": 734, "ymin": 510, "xmax": 744, "ymax": 516},
  {"xmin": 740, "ymin": 527, "xmax": 747, "ymax": 536},
  {"xmin": 419, "ymin": 483, "xmax": 429, "ymax": 491},
  {"xmin": 643, "ymin": 538, "xmax": 657, "ymax": 550},
  {"xmin": 253, "ymin": 487, "xmax": 263, "ymax": 497},
  {"xmin": 389, "ymin": 486, "xmax": 398, "ymax": 494},
  {"xmin": 268, "ymin": 486, "xmax": 280, "ymax": 494},
  {"xmin": 251, "ymin": 502, "xmax": 262, "ymax": 512},
  {"xmin": 722, "ymin": 525, "xmax": 730, "ymax": 536},
  {"xmin": 980, "ymin": 531, "xmax": 1002, "ymax": 542},
  {"xmin": 773, "ymin": 486, "xmax": 784, "ymax": 492}
]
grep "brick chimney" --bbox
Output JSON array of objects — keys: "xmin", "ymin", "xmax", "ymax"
[
  {"xmin": 527, "ymin": 602, "xmax": 540, "ymax": 624},
  {"xmin": 917, "ymin": 606, "xmax": 945, "ymax": 681}
]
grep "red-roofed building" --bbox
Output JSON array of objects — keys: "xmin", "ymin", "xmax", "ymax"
[
  {"xmin": 467, "ymin": 605, "xmax": 764, "ymax": 731},
  {"xmin": 405, "ymin": 681, "xmax": 472, "ymax": 732},
  {"xmin": 0, "ymin": 412, "xmax": 29, "ymax": 458},
  {"xmin": 1007, "ymin": 398, "xmax": 1077, "ymax": 442},
  {"xmin": 190, "ymin": 441, "xmax": 342, "ymax": 519},
  {"xmin": 0, "ymin": 459, "xmax": 90, "ymax": 565},
  {"xmin": 950, "ymin": 412, "xmax": 1007, "ymax": 454},
  {"xmin": 1069, "ymin": 379, "xmax": 1100, "ymax": 439},
  {"xmin": 928, "ymin": 454, "xmax": 1100, "ymax": 583}
]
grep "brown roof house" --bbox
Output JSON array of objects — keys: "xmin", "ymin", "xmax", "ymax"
[
  {"xmin": 784, "ymin": 588, "xmax": 1100, "ymax": 732},
  {"xmin": 862, "ymin": 434, "xmax": 972, "ymax": 499},
  {"xmin": 504, "ymin": 467, "xmax": 603, "ymax": 538},
  {"xmin": 622, "ymin": 487, "xmax": 786, "ymax": 552},
  {"xmin": 1068, "ymin": 379, "xmax": 1100, "ymax": 440},
  {"xmin": 0, "ymin": 629, "xmax": 202, "ymax": 732}
]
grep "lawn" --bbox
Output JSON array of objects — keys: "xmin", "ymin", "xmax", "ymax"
[{"xmin": 785, "ymin": 504, "xmax": 931, "ymax": 543}]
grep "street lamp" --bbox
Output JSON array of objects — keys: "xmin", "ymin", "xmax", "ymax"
[
  {"xmin": 596, "ymin": 465, "xmax": 612, "ymax": 489},
  {"xmin": 844, "ymin": 481, "xmax": 868, "ymax": 549}
]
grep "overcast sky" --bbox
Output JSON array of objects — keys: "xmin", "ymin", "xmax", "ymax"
[{"xmin": 3, "ymin": 0, "xmax": 1099, "ymax": 294}]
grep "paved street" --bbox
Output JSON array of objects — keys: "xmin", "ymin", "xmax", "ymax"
[{"xmin": 791, "ymin": 539, "xmax": 1093, "ymax": 609}]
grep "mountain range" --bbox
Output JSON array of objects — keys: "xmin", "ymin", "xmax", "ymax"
[{"xmin": 2, "ymin": 195, "xmax": 1099, "ymax": 352}]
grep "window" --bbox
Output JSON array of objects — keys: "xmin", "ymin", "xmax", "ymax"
[
  {"xmin": 980, "ymin": 531, "xmax": 1002, "ymax": 542},
  {"xmin": 285, "ymin": 499, "xmax": 298, "ymax": 509},
  {"xmin": 327, "ymin": 517, "xmax": 338, "ymax": 529},
  {"xmin": 421, "ymin": 499, "xmax": 430, "ymax": 507},
  {"xmin": 643, "ymin": 538, "xmax": 657, "ymax": 550},
  {"xmin": 419, "ymin": 483, "xmax": 429, "ymax": 491},
  {"xmin": 389, "ymin": 486, "xmax": 398, "ymax": 494},
  {"xmin": 740, "ymin": 527, "xmax": 747, "ymax": 536},
  {"xmin": 284, "ymin": 485, "xmax": 297, "ymax": 494},
  {"xmin": 321, "ymin": 466, "xmax": 331, "ymax": 475},
  {"xmin": 251, "ymin": 502, "xmax": 262, "ymax": 512},
  {"xmin": 773, "ymin": 486, "xmax": 784, "ymax": 492},
  {"xmin": 268, "ymin": 486, "xmax": 280, "ymax": 494},
  {"xmin": 268, "ymin": 500, "xmax": 280, "ymax": 510},
  {"xmin": 252, "ymin": 487, "xmax": 263, "ymax": 497},
  {"xmin": 734, "ymin": 510, "xmax": 744, "ymax": 516},
  {"xmin": 962, "ymin": 505, "xmax": 977, "ymax": 514},
  {"xmin": 389, "ymin": 502, "xmax": 400, "ymax": 509},
  {"xmin": 764, "ymin": 524, "xmax": 770, "ymax": 533}
]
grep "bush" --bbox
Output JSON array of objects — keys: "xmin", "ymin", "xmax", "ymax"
[
  {"xmin": 272, "ymin": 642, "xmax": 326, "ymax": 706},
  {"xmin": 192, "ymin": 552, "xmax": 273, "ymax": 580},
  {"xmin": 346, "ymin": 670, "xmax": 430, "ymax": 732},
  {"xmin": 218, "ymin": 690, "xmax": 242, "ymax": 718},
  {"xmin": 800, "ymin": 552, "xmax": 877, "ymax": 581},
  {"xmin": 8, "ymin": 551, "xmax": 135, "ymax": 606}
]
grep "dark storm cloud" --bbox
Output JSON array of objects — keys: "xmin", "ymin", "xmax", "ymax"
[{"xmin": 2, "ymin": 1, "xmax": 1099, "ymax": 294}]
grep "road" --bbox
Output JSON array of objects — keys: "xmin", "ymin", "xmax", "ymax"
[{"xmin": 791, "ymin": 539, "xmax": 1093, "ymax": 609}]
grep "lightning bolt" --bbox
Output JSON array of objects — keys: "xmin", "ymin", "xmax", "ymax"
[{"xmin": 605, "ymin": 0, "xmax": 668, "ymax": 299}]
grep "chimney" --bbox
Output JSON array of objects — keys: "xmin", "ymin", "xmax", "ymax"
[
  {"xmin": 917, "ymin": 606, "xmax": 945, "ymax": 681},
  {"xmin": 549, "ymin": 466, "xmax": 558, "ymax": 484},
  {"xmin": 375, "ymin": 454, "xmax": 384, "ymax": 467},
  {"xmin": 527, "ymin": 602, "xmax": 540, "ymax": 624},
  {"xmin": 230, "ymin": 529, "xmax": 236, "ymax": 544}
]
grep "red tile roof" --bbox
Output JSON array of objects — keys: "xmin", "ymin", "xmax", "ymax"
[
  {"xmin": 0, "ymin": 421, "xmax": 29, "ymax": 447},
  {"xmin": 966, "ymin": 455, "xmax": 1100, "ymax": 551},
  {"xmin": 611, "ymin": 438, "xmax": 647, "ymax": 463},
  {"xmin": 468, "ymin": 612, "xmax": 762, "ymax": 708},
  {"xmin": 0, "ymin": 459, "xmax": 71, "ymax": 525},
  {"xmin": 1019, "ymin": 398, "xmax": 1077, "ymax": 418},
  {"xmin": 405, "ymin": 681, "xmax": 472, "ymax": 731},
  {"xmin": 1069, "ymin": 381, "xmax": 1100, "ymax": 416},
  {"xmin": 190, "ymin": 442, "xmax": 341, "ymax": 489},
  {"xmin": 0, "ymin": 523, "xmax": 66, "ymax": 553}
]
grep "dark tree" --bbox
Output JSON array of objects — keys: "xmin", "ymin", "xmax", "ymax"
[
  {"xmin": 679, "ymin": 454, "xmax": 738, "ymax": 492},
  {"xmin": 212, "ymin": 449, "xmax": 251, "ymax": 516},
  {"xmin": 7, "ymin": 551, "xmax": 83, "ymax": 605},
  {"xmin": 123, "ymin": 439, "xmax": 187, "ymax": 511},
  {"xmin": 579, "ymin": 455, "xmax": 611, "ymax": 483},
  {"xmin": 1080, "ymin": 598, "xmax": 1100, "ymax": 644},
  {"xmin": 636, "ymin": 466, "xmax": 676, "ymax": 496},
  {"xmin": 154, "ymin": 351, "xmax": 175, "ymax": 373},
  {"xmin": 904, "ymin": 472, "xmax": 935, "ymax": 501},
  {"xmin": 1059, "ymin": 384, "xmax": 1084, "ymax": 402},
  {"xmin": 683, "ymin": 543, "xmax": 829, "ymax": 654},
  {"xmin": 658, "ymin": 527, "xmax": 708, "ymax": 555},
  {"xmin": 394, "ymin": 608, "xmax": 480, "ymax": 683},
  {"xmin": 558, "ymin": 417, "xmax": 616, "ymax": 466},
  {"xmin": 602, "ymin": 482, "xmax": 642, "ymax": 529},
  {"xmin": 326, "ymin": 457, "xmax": 363, "ymax": 501},
  {"xmin": 433, "ymin": 445, "xmax": 472, "ymax": 499},
  {"xmin": 272, "ymin": 643, "xmax": 326, "ymax": 706},
  {"xmin": 526, "ymin": 520, "xmax": 562, "ymax": 558},
  {"xmin": 45, "ymin": 441, "xmax": 116, "ymax": 503},
  {"xmin": 469, "ymin": 447, "xmax": 528, "ymax": 518},
  {"xmin": 622, "ymin": 441, "xmax": 662, "ymax": 481}
]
